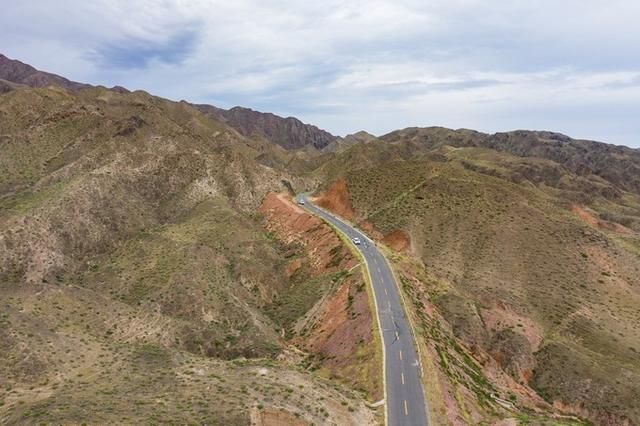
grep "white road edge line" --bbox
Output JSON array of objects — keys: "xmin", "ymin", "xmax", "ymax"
[
  {"xmin": 380, "ymin": 250, "xmax": 432, "ymax": 426},
  {"xmin": 301, "ymin": 197, "xmax": 389, "ymax": 426},
  {"xmin": 302, "ymin": 194, "xmax": 431, "ymax": 425},
  {"xmin": 381, "ymin": 253, "xmax": 425, "ymax": 379},
  {"xmin": 351, "ymin": 232, "xmax": 389, "ymax": 426}
]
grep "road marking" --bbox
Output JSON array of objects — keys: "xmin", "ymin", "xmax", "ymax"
[
  {"xmin": 302, "ymin": 197, "xmax": 428, "ymax": 426},
  {"xmin": 384, "ymin": 287, "xmax": 388, "ymax": 295},
  {"xmin": 401, "ymin": 372, "xmax": 405, "ymax": 385},
  {"xmin": 399, "ymin": 350, "xmax": 403, "ymax": 360}
]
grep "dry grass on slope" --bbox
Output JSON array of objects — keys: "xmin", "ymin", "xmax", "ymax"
[
  {"xmin": 0, "ymin": 86, "xmax": 372, "ymax": 424},
  {"xmin": 313, "ymin": 144, "xmax": 640, "ymax": 424}
]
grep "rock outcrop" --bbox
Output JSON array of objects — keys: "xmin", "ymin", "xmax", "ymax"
[{"xmin": 195, "ymin": 104, "xmax": 337, "ymax": 150}]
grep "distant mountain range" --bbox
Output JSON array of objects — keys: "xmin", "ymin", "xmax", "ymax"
[
  {"xmin": 0, "ymin": 53, "xmax": 89, "ymax": 91},
  {"xmin": 380, "ymin": 127, "xmax": 640, "ymax": 196},
  {"xmin": 0, "ymin": 53, "xmax": 337, "ymax": 150},
  {"xmin": 2, "ymin": 52, "xmax": 640, "ymax": 425},
  {"xmin": 193, "ymin": 104, "xmax": 337, "ymax": 150}
]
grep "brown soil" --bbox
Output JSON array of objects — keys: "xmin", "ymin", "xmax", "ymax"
[
  {"xmin": 480, "ymin": 302, "xmax": 544, "ymax": 352},
  {"xmin": 297, "ymin": 271, "xmax": 381, "ymax": 399},
  {"xmin": 285, "ymin": 259, "xmax": 303, "ymax": 277},
  {"xmin": 251, "ymin": 408, "xmax": 308, "ymax": 426},
  {"xmin": 381, "ymin": 229, "xmax": 410, "ymax": 252},
  {"xmin": 358, "ymin": 220, "xmax": 384, "ymax": 240},
  {"xmin": 259, "ymin": 192, "xmax": 357, "ymax": 272},
  {"xmin": 259, "ymin": 192, "xmax": 381, "ymax": 399},
  {"xmin": 479, "ymin": 303, "xmax": 544, "ymax": 385},
  {"xmin": 312, "ymin": 178, "xmax": 355, "ymax": 220},
  {"xmin": 571, "ymin": 205, "xmax": 633, "ymax": 235}
]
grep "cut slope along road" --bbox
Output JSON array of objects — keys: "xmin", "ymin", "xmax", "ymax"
[{"xmin": 299, "ymin": 194, "xmax": 428, "ymax": 426}]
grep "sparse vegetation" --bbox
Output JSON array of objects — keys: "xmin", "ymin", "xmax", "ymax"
[
  {"xmin": 3, "ymin": 65, "xmax": 640, "ymax": 425},
  {"xmin": 311, "ymin": 131, "xmax": 640, "ymax": 424},
  {"xmin": 0, "ymin": 85, "xmax": 373, "ymax": 425}
]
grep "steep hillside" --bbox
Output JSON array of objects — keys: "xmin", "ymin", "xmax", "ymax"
[
  {"xmin": 4, "ymin": 52, "xmax": 640, "ymax": 425},
  {"xmin": 194, "ymin": 104, "xmax": 337, "ymax": 150},
  {"xmin": 313, "ymin": 135, "xmax": 640, "ymax": 425},
  {"xmin": 0, "ymin": 85, "xmax": 375, "ymax": 424}
]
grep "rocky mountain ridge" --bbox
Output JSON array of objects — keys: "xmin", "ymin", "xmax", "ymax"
[
  {"xmin": 381, "ymin": 127, "xmax": 640, "ymax": 196},
  {"xmin": 1, "ymin": 53, "xmax": 336, "ymax": 152},
  {"xmin": 0, "ymin": 53, "xmax": 89, "ymax": 91},
  {"xmin": 3, "ymin": 53, "xmax": 640, "ymax": 425},
  {"xmin": 193, "ymin": 103, "xmax": 337, "ymax": 150},
  {"xmin": 0, "ymin": 82, "xmax": 375, "ymax": 424},
  {"xmin": 312, "ymin": 130, "xmax": 640, "ymax": 425}
]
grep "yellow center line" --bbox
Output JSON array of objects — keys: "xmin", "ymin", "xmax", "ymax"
[{"xmin": 404, "ymin": 400, "xmax": 408, "ymax": 416}]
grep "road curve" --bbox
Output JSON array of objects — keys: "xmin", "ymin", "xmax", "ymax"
[{"xmin": 299, "ymin": 195, "xmax": 428, "ymax": 426}]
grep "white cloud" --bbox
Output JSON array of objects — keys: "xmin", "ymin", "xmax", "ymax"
[{"xmin": 1, "ymin": 0, "xmax": 639, "ymax": 146}]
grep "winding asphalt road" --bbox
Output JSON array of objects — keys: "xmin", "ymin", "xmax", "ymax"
[{"xmin": 299, "ymin": 195, "xmax": 428, "ymax": 426}]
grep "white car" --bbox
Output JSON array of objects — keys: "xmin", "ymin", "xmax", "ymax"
[
  {"xmin": 297, "ymin": 199, "xmax": 305, "ymax": 205},
  {"xmin": 352, "ymin": 237, "xmax": 362, "ymax": 245}
]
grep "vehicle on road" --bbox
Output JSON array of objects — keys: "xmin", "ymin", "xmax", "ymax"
[
  {"xmin": 297, "ymin": 199, "xmax": 305, "ymax": 205},
  {"xmin": 301, "ymin": 195, "xmax": 428, "ymax": 424}
]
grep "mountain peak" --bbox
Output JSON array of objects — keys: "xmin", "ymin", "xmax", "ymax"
[
  {"xmin": 194, "ymin": 103, "xmax": 337, "ymax": 150},
  {"xmin": 0, "ymin": 52, "xmax": 88, "ymax": 91}
]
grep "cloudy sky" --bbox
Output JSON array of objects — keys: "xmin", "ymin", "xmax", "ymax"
[{"xmin": 2, "ymin": 1, "xmax": 639, "ymax": 147}]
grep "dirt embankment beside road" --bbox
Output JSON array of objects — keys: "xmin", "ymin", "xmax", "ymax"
[
  {"xmin": 260, "ymin": 192, "xmax": 355, "ymax": 272},
  {"xmin": 312, "ymin": 178, "xmax": 355, "ymax": 220},
  {"xmin": 259, "ymin": 192, "xmax": 382, "ymax": 400},
  {"xmin": 313, "ymin": 179, "xmax": 411, "ymax": 253}
]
